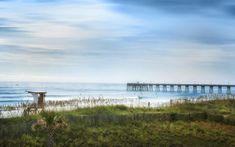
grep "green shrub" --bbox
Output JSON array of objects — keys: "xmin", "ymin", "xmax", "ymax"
[
  {"xmin": 224, "ymin": 116, "xmax": 235, "ymax": 125},
  {"xmin": 207, "ymin": 114, "xmax": 224, "ymax": 123},
  {"xmin": 169, "ymin": 113, "xmax": 177, "ymax": 121},
  {"xmin": 39, "ymin": 111, "xmax": 58, "ymax": 126},
  {"xmin": 114, "ymin": 105, "xmax": 128, "ymax": 111},
  {"xmin": 189, "ymin": 112, "xmax": 208, "ymax": 121},
  {"xmin": 18, "ymin": 134, "xmax": 43, "ymax": 147}
]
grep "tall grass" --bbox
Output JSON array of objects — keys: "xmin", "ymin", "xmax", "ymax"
[
  {"xmin": 1, "ymin": 99, "xmax": 235, "ymax": 139},
  {"xmin": 1, "ymin": 99, "xmax": 235, "ymax": 146}
]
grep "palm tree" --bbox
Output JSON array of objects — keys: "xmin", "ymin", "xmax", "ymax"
[{"xmin": 32, "ymin": 111, "xmax": 67, "ymax": 147}]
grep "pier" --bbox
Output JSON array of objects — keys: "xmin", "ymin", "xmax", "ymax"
[{"xmin": 127, "ymin": 83, "xmax": 235, "ymax": 94}]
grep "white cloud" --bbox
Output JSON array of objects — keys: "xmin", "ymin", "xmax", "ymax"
[
  {"xmin": 0, "ymin": 73, "xmax": 71, "ymax": 82},
  {"xmin": 0, "ymin": 38, "xmax": 8, "ymax": 44},
  {"xmin": 24, "ymin": 22, "xmax": 93, "ymax": 39},
  {"xmin": 0, "ymin": 0, "xmax": 235, "ymax": 83}
]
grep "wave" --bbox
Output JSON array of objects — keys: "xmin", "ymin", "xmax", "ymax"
[{"xmin": 0, "ymin": 82, "xmax": 234, "ymax": 106}]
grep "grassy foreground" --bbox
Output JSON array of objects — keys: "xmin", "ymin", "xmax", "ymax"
[{"xmin": 1, "ymin": 99, "xmax": 235, "ymax": 147}]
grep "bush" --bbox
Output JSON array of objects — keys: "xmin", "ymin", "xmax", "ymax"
[
  {"xmin": 169, "ymin": 113, "xmax": 177, "ymax": 121},
  {"xmin": 224, "ymin": 116, "xmax": 235, "ymax": 125},
  {"xmin": 207, "ymin": 114, "xmax": 224, "ymax": 123},
  {"xmin": 18, "ymin": 134, "xmax": 43, "ymax": 147},
  {"xmin": 39, "ymin": 111, "xmax": 58, "ymax": 125},
  {"xmin": 189, "ymin": 112, "xmax": 208, "ymax": 121},
  {"xmin": 114, "ymin": 105, "xmax": 128, "ymax": 111}
]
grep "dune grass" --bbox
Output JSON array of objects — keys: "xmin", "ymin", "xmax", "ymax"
[{"xmin": 1, "ymin": 99, "xmax": 235, "ymax": 146}]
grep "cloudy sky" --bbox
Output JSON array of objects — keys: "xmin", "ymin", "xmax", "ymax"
[{"xmin": 0, "ymin": 0, "xmax": 235, "ymax": 83}]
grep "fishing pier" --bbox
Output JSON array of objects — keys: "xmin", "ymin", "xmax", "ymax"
[{"xmin": 127, "ymin": 83, "xmax": 235, "ymax": 94}]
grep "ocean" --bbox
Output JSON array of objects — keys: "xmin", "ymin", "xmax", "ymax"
[{"xmin": 0, "ymin": 82, "xmax": 233, "ymax": 106}]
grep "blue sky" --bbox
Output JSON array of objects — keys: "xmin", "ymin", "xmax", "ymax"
[{"xmin": 0, "ymin": 0, "xmax": 235, "ymax": 83}]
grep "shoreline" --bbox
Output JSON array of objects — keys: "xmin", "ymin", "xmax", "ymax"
[{"xmin": 1, "ymin": 94, "xmax": 235, "ymax": 118}]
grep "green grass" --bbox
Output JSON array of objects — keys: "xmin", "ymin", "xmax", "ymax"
[
  {"xmin": 1, "ymin": 99, "xmax": 235, "ymax": 147},
  {"xmin": 168, "ymin": 99, "xmax": 235, "ymax": 114}
]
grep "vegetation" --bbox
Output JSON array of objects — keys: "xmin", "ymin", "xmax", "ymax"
[
  {"xmin": 32, "ymin": 111, "xmax": 67, "ymax": 147},
  {"xmin": 1, "ymin": 99, "xmax": 235, "ymax": 147}
]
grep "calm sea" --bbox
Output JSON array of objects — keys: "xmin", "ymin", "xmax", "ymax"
[{"xmin": 0, "ymin": 82, "xmax": 233, "ymax": 106}]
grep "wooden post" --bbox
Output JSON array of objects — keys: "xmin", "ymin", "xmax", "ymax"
[{"xmin": 38, "ymin": 93, "xmax": 45, "ymax": 110}]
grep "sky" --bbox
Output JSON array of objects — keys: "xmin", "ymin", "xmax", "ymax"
[{"xmin": 0, "ymin": 0, "xmax": 235, "ymax": 83}]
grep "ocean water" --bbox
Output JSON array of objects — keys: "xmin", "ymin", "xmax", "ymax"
[{"xmin": 0, "ymin": 82, "xmax": 234, "ymax": 106}]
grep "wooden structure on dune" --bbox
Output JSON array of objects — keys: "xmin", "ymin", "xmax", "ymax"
[{"xmin": 24, "ymin": 91, "xmax": 47, "ymax": 115}]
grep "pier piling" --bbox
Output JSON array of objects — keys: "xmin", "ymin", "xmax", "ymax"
[
  {"xmin": 209, "ymin": 86, "xmax": 214, "ymax": 94},
  {"xmin": 185, "ymin": 85, "xmax": 190, "ymax": 93},
  {"xmin": 193, "ymin": 86, "xmax": 197, "ymax": 94},
  {"xmin": 201, "ymin": 86, "xmax": 205, "ymax": 94},
  {"xmin": 170, "ymin": 85, "xmax": 174, "ymax": 92},
  {"xmin": 177, "ymin": 85, "xmax": 182, "ymax": 93}
]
